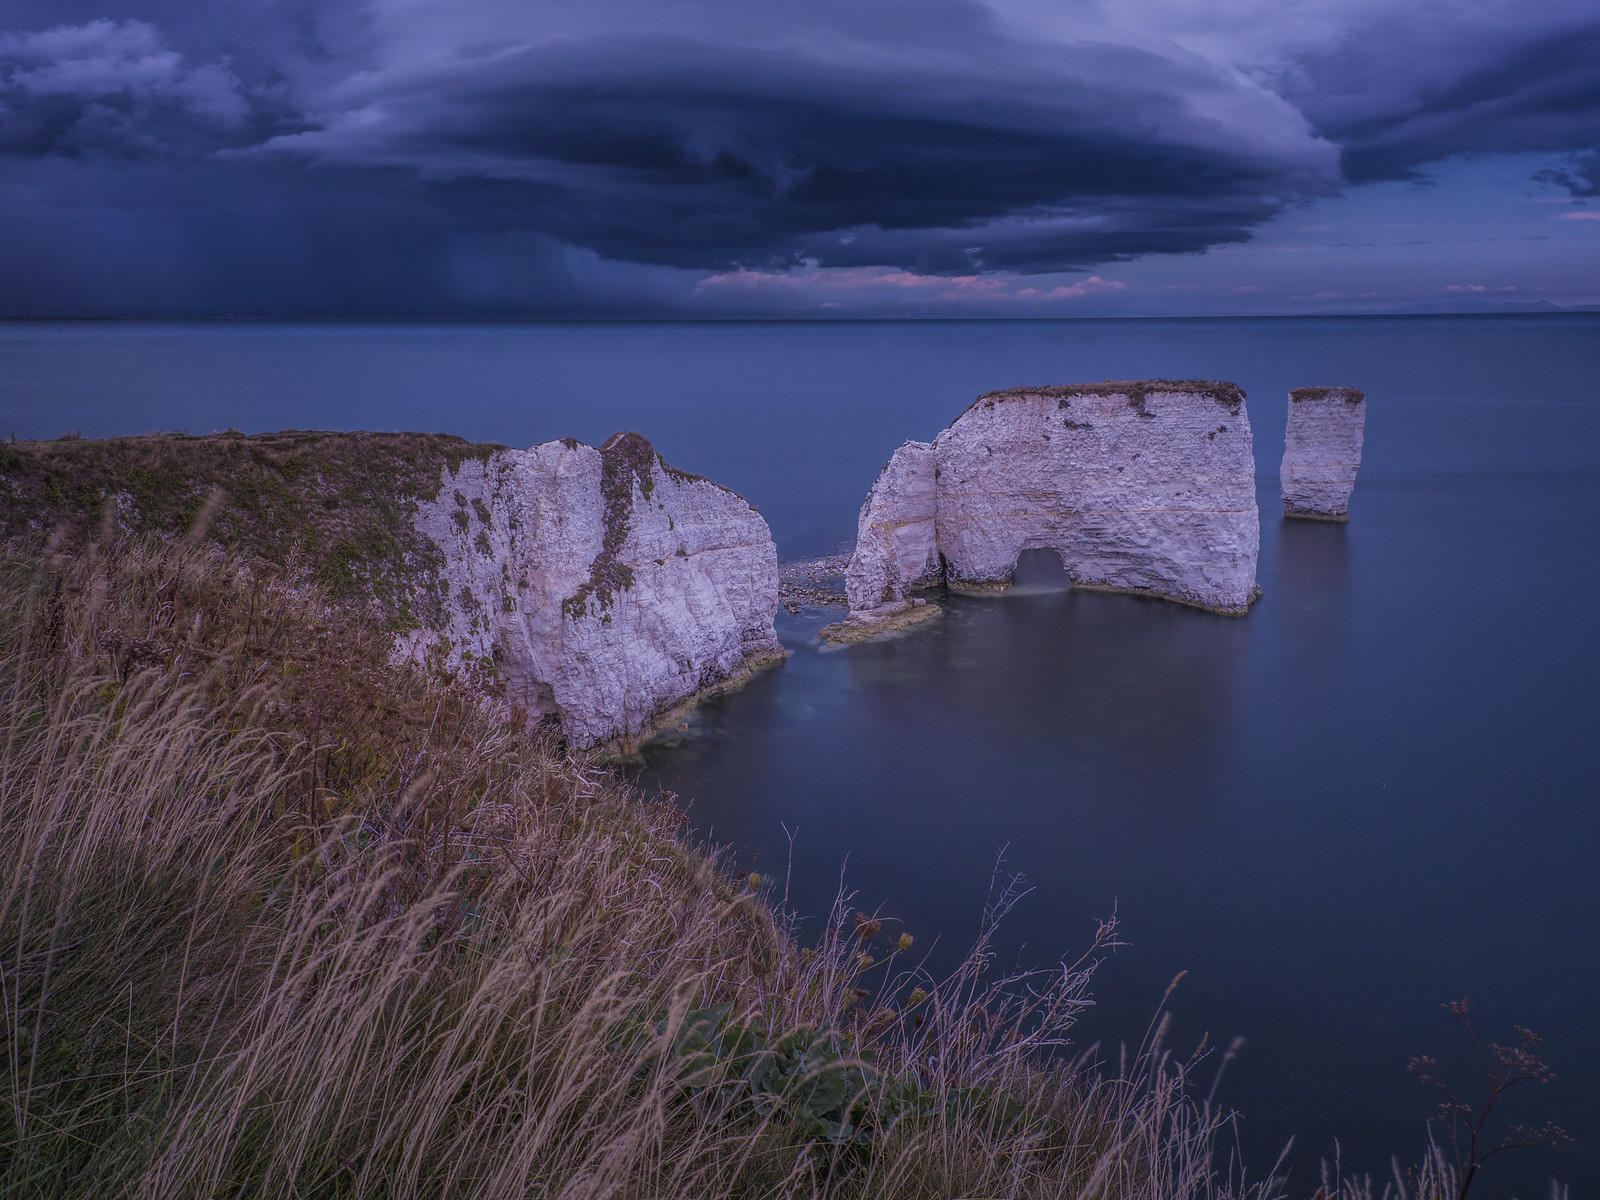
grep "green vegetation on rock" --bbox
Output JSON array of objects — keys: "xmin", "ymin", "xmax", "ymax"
[
  {"xmin": 1289, "ymin": 386, "xmax": 1365, "ymax": 404},
  {"xmin": 561, "ymin": 432, "xmax": 654, "ymax": 621}
]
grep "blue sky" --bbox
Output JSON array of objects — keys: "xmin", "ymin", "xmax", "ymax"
[{"xmin": 1, "ymin": 0, "xmax": 1596, "ymax": 317}]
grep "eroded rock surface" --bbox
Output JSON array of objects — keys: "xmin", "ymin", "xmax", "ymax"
[
  {"xmin": 1281, "ymin": 387, "xmax": 1366, "ymax": 521},
  {"xmin": 839, "ymin": 381, "xmax": 1261, "ymax": 633},
  {"xmin": 845, "ymin": 440, "xmax": 940, "ymax": 612},
  {"xmin": 400, "ymin": 432, "xmax": 782, "ymax": 750}
]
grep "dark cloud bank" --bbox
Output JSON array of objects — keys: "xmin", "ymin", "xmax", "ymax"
[{"xmin": 1, "ymin": 0, "xmax": 1597, "ymax": 315}]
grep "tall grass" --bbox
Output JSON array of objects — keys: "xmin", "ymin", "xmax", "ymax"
[{"xmin": 0, "ymin": 530, "xmax": 1394, "ymax": 1198}]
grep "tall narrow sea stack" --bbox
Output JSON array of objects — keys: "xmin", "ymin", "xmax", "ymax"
[
  {"xmin": 1280, "ymin": 387, "xmax": 1366, "ymax": 521},
  {"xmin": 835, "ymin": 380, "xmax": 1261, "ymax": 639}
]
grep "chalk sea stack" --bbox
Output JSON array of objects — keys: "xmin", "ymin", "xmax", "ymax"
[
  {"xmin": 0, "ymin": 430, "xmax": 782, "ymax": 751},
  {"xmin": 832, "ymin": 381, "xmax": 1261, "ymax": 640},
  {"xmin": 405, "ymin": 432, "xmax": 782, "ymax": 750},
  {"xmin": 1281, "ymin": 387, "xmax": 1366, "ymax": 521}
]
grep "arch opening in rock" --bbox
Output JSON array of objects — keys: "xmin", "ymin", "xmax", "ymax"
[{"xmin": 1009, "ymin": 546, "xmax": 1072, "ymax": 593}]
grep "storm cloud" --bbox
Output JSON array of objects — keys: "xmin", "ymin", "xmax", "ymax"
[
  {"xmin": 1266, "ymin": 5, "xmax": 1600, "ymax": 184},
  {"xmin": 0, "ymin": 0, "xmax": 1596, "ymax": 312},
  {"xmin": 0, "ymin": 19, "xmax": 254, "ymax": 160},
  {"xmin": 248, "ymin": 1, "xmax": 1339, "ymax": 273}
]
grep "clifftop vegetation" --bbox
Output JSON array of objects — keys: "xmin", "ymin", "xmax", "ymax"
[
  {"xmin": 966, "ymin": 381, "xmax": 1247, "ymax": 421},
  {"xmin": 1289, "ymin": 387, "xmax": 1365, "ymax": 404},
  {"xmin": 0, "ymin": 430, "xmax": 503, "ymax": 628}
]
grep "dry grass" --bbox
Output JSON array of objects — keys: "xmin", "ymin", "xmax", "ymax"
[
  {"xmin": 0, "ymin": 529, "xmax": 1387, "ymax": 1199},
  {"xmin": 0, "ymin": 430, "xmax": 504, "ymax": 628}
]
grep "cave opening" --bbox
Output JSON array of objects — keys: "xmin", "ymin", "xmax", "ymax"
[{"xmin": 1009, "ymin": 546, "xmax": 1072, "ymax": 592}]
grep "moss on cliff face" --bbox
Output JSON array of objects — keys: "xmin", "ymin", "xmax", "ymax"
[
  {"xmin": 560, "ymin": 431, "xmax": 658, "ymax": 622},
  {"xmin": 0, "ymin": 430, "xmax": 503, "ymax": 629}
]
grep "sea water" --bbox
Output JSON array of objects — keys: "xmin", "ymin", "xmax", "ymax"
[{"xmin": 3, "ymin": 315, "xmax": 1596, "ymax": 1193}]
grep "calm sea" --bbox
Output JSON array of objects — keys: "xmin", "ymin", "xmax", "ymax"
[{"xmin": 4, "ymin": 316, "xmax": 1597, "ymax": 1195}]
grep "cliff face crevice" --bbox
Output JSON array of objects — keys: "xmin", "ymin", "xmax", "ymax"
[
  {"xmin": 839, "ymin": 381, "xmax": 1261, "ymax": 634},
  {"xmin": 1281, "ymin": 387, "xmax": 1366, "ymax": 521}
]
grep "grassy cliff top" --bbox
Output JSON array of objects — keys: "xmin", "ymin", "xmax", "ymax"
[
  {"xmin": 1289, "ymin": 386, "xmax": 1366, "ymax": 403},
  {"xmin": 0, "ymin": 429, "xmax": 505, "ymax": 628},
  {"xmin": 963, "ymin": 380, "xmax": 1246, "ymax": 422}
]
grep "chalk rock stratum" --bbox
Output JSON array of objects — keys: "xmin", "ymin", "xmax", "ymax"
[
  {"xmin": 838, "ymin": 381, "xmax": 1261, "ymax": 636},
  {"xmin": 1280, "ymin": 387, "xmax": 1366, "ymax": 521},
  {"xmin": 401, "ymin": 432, "xmax": 782, "ymax": 750}
]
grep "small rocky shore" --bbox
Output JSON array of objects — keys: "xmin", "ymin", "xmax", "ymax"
[{"xmin": 778, "ymin": 554, "xmax": 851, "ymax": 613}]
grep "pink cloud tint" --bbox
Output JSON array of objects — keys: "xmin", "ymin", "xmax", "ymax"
[{"xmin": 694, "ymin": 267, "xmax": 1127, "ymax": 306}]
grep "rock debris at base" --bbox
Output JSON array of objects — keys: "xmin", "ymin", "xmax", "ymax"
[{"xmin": 778, "ymin": 555, "xmax": 851, "ymax": 612}]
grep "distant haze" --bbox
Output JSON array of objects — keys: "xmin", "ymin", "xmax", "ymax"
[{"xmin": 1, "ymin": 0, "xmax": 1597, "ymax": 316}]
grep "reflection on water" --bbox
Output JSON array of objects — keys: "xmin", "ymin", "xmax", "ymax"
[
  {"xmin": 929, "ymin": 589, "xmax": 1244, "ymax": 781},
  {"xmin": 1276, "ymin": 514, "xmax": 1350, "ymax": 592},
  {"xmin": 1271, "ymin": 516, "xmax": 1352, "ymax": 673}
]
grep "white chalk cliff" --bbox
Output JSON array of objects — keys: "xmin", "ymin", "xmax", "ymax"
[
  {"xmin": 840, "ymin": 381, "xmax": 1261, "ymax": 633},
  {"xmin": 397, "ymin": 432, "xmax": 782, "ymax": 750},
  {"xmin": 845, "ymin": 440, "xmax": 941, "ymax": 611},
  {"xmin": 1281, "ymin": 387, "xmax": 1366, "ymax": 521}
]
